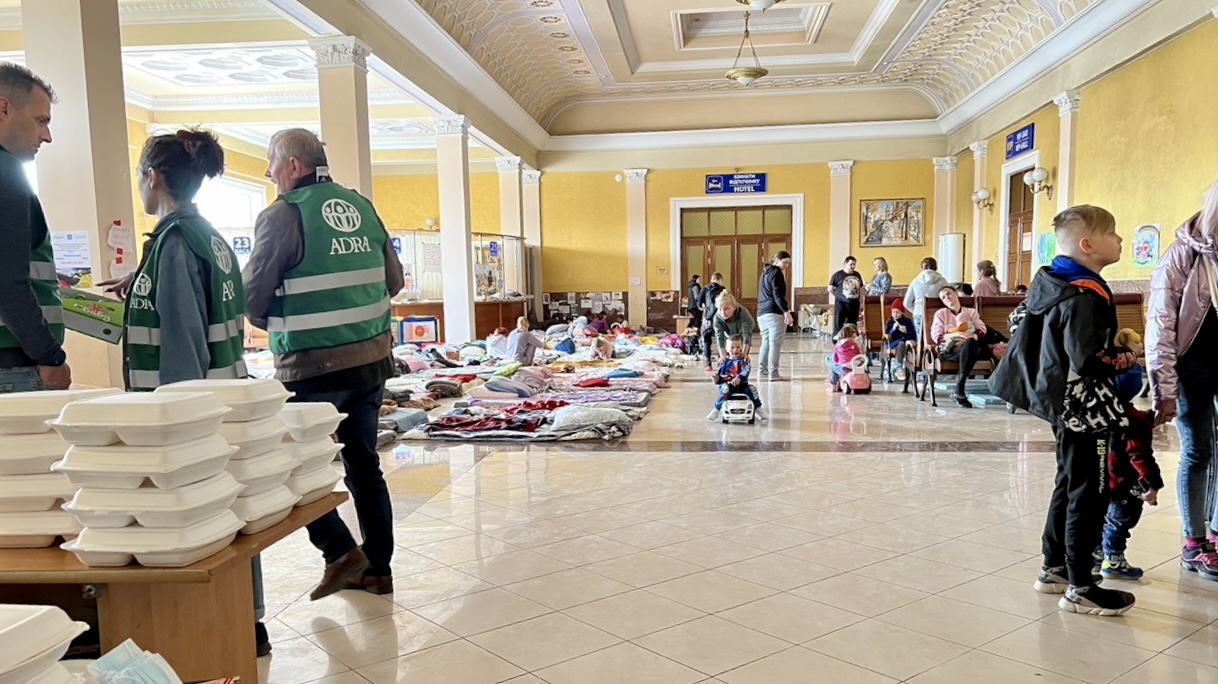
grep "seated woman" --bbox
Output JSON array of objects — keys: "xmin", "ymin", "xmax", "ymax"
[
  {"xmin": 712, "ymin": 292, "xmax": 756, "ymax": 365},
  {"xmin": 589, "ymin": 312, "xmax": 610, "ymax": 335},
  {"xmin": 505, "ymin": 317, "xmax": 542, "ymax": 365},
  {"xmin": 486, "ymin": 327, "xmax": 510, "ymax": 358},
  {"xmin": 930, "ymin": 285, "xmax": 987, "ymax": 409}
]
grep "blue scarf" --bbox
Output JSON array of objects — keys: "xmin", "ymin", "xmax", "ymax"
[{"xmin": 1050, "ymin": 255, "xmax": 1113, "ymax": 299}]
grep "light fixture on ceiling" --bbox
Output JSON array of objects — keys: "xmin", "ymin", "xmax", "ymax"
[
  {"xmin": 726, "ymin": 11, "xmax": 768, "ymax": 86},
  {"xmin": 971, "ymin": 188, "xmax": 994, "ymax": 213},
  {"xmin": 736, "ymin": 0, "xmax": 785, "ymax": 10},
  {"xmin": 1023, "ymin": 167, "xmax": 1053, "ymax": 199}
]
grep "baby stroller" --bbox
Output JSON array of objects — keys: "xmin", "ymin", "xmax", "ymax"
[
  {"xmin": 839, "ymin": 355, "xmax": 872, "ymax": 395},
  {"xmin": 721, "ymin": 391, "xmax": 756, "ymax": 424}
]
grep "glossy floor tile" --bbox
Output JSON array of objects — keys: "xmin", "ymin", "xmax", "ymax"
[{"xmin": 254, "ymin": 338, "xmax": 1215, "ymax": 684}]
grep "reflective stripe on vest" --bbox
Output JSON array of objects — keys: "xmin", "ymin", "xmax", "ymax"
[
  {"xmin": 275, "ymin": 266, "xmax": 386, "ymax": 297},
  {"xmin": 126, "ymin": 318, "xmax": 242, "ymax": 347},
  {"xmin": 127, "ymin": 359, "xmax": 249, "ymax": 390},
  {"xmin": 29, "ymin": 261, "xmax": 56, "ymax": 280},
  {"xmin": 267, "ymin": 297, "xmax": 390, "ymax": 334}
]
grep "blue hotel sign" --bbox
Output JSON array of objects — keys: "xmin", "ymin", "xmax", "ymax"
[
  {"xmin": 706, "ymin": 173, "xmax": 767, "ymax": 194},
  {"xmin": 1006, "ymin": 124, "xmax": 1035, "ymax": 159}
]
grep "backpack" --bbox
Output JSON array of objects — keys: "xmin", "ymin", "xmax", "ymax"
[{"xmin": 840, "ymin": 354, "xmax": 872, "ymax": 395}]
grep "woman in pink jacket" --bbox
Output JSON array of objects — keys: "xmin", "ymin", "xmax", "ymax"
[
  {"xmin": 931, "ymin": 285, "xmax": 986, "ymax": 409},
  {"xmin": 1147, "ymin": 179, "xmax": 1218, "ymax": 581}
]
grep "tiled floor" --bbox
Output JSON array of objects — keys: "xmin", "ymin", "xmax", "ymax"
[{"xmin": 256, "ymin": 337, "xmax": 1218, "ymax": 684}]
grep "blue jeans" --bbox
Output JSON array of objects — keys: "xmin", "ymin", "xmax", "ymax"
[
  {"xmin": 716, "ymin": 383, "xmax": 759, "ymax": 409},
  {"xmin": 1175, "ymin": 353, "xmax": 1218, "ymax": 539},
  {"xmin": 1101, "ymin": 497, "xmax": 1144, "ymax": 556},
  {"xmin": 826, "ymin": 356, "xmax": 845, "ymax": 384},
  {"xmin": 0, "ymin": 367, "xmax": 46, "ymax": 393},
  {"xmin": 757, "ymin": 313, "xmax": 785, "ymax": 375}
]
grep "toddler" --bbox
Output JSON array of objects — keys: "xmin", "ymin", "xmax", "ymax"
[
  {"xmin": 827, "ymin": 324, "xmax": 863, "ymax": 389},
  {"xmin": 707, "ymin": 335, "xmax": 766, "ymax": 421}
]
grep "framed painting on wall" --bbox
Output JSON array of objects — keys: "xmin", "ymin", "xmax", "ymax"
[{"xmin": 860, "ymin": 198, "xmax": 926, "ymax": 247}]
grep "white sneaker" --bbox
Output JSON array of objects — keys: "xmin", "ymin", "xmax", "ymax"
[
  {"xmin": 706, "ymin": 409, "xmax": 720, "ymax": 421},
  {"xmin": 756, "ymin": 407, "xmax": 768, "ymax": 421}
]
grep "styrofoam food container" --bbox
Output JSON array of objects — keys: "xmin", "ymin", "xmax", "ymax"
[
  {"xmin": 53, "ymin": 435, "xmax": 236, "ymax": 490},
  {"xmin": 64, "ymin": 472, "xmax": 244, "ymax": 529},
  {"xmin": 0, "ymin": 432, "xmax": 68, "ymax": 476},
  {"xmin": 157, "ymin": 379, "xmax": 293, "ymax": 423},
  {"xmin": 282, "ymin": 438, "xmax": 343, "ymax": 473},
  {"xmin": 49, "ymin": 392, "xmax": 230, "ymax": 447},
  {"xmin": 59, "ymin": 507, "xmax": 133, "ymax": 529},
  {"xmin": 288, "ymin": 464, "xmax": 342, "ymax": 506},
  {"xmin": 61, "ymin": 509, "xmax": 243, "ymax": 568},
  {"xmin": 0, "ymin": 388, "xmax": 121, "ymax": 435},
  {"xmin": 0, "ymin": 607, "xmax": 89, "ymax": 684},
  {"xmin": 0, "ymin": 510, "xmax": 82, "ymax": 548},
  {"xmin": 15, "ymin": 662, "xmax": 78, "ymax": 684},
  {"xmin": 0, "ymin": 473, "xmax": 74, "ymax": 513},
  {"xmin": 218, "ymin": 416, "xmax": 289, "ymax": 460},
  {"xmin": 225, "ymin": 449, "xmax": 297, "ymax": 496},
  {"xmin": 280, "ymin": 403, "xmax": 347, "ymax": 442},
  {"xmin": 231, "ymin": 484, "xmax": 300, "ymax": 535}
]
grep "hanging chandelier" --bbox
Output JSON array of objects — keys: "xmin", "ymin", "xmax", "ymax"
[
  {"xmin": 726, "ymin": 11, "xmax": 768, "ymax": 86},
  {"xmin": 735, "ymin": 0, "xmax": 786, "ymax": 9}
]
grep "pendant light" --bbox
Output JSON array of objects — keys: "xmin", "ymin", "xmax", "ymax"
[
  {"xmin": 726, "ymin": 11, "xmax": 768, "ymax": 86},
  {"xmin": 736, "ymin": 0, "xmax": 785, "ymax": 10}
]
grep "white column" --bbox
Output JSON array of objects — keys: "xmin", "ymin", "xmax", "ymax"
[
  {"xmin": 969, "ymin": 141, "xmax": 988, "ymax": 269},
  {"xmin": 435, "ymin": 115, "xmax": 475, "ymax": 343},
  {"xmin": 24, "ymin": 0, "xmax": 134, "ymax": 388},
  {"xmin": 310, "ymin": 36, "xmax": 373, "ymax": 196},
  {"xmin": 1054, "ymin": 89, "xmax": 1081, "ymax": 212},
  {"xmin": 497, "ymin": 156, "xmax": 523, "ymax": 302},
  {"xmin": 522, "ymin": 170, "xmax": 543, "ymax": 320},
  {"xmin": 932, "ymin": 156, "xmax": 958, "ymax": 260},
  {"xmin": 828, "ymin": 161, "xmax": 854, "ymax": 270},
  {"xmin": 624, "ymin": 169, "xmax": 648, "ymax": 327}
]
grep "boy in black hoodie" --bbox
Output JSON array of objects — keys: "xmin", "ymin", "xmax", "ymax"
[{"xmin": 990, "ymin": 205, "xmax": 1142, "ymax": 616}]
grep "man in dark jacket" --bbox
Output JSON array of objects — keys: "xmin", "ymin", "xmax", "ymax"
[
  {"xmin": 756, "ymin": 251, "xmax": 793, "ymax": 379},
  {"xmin": 687, "ymin": 275, "xmax": 703, "ymax": 321},
  {"xmin": 699, "ymin": 273, "xmax": 725, "ymax": 371}
]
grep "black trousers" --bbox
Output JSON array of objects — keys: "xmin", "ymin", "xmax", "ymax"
[
  {"xmin": 938, "ymin": 338, "xmax": 980, "ymax": 395},
  {"xmin": 702, "ymin": 324, "xmax": 715, "ymax": 367},
  {"xmin": 1043, "ymin": 427, "xmax": 1110, "ymax": 586},
  {"xmin": 833, "ymin": 301, "xmax": 860, "ymax": 334}
]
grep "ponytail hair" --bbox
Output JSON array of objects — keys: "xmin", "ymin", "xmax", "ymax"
[{"xmin": 139, "ymin": 128, "xmax": 225, "ymax": 202}]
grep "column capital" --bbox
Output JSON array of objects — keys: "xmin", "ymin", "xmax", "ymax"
[
  {"xmin": 1053, "ymin": 89, "xmax": 1081, "ymax": 116},
  {"xmin": 969, "ymin": 141, "xmax": 988, "ymax": 159},
  {"xmin": 309, "ymin": 36, "xmax": 371, "ymax": 70},
  {"xmin": 434, "ymin": 115, "xmax": 469, "ymax": 136},
  {"xmin": 933, "ymin": 156, "xmax": 958, "ymax": 172},
  {"xmin": 522, "ymin": 170, "xmax": 542, "ymax": 185},
  {"xmin": 624, "ymin": 168, "xmax": 648, "ymax": 184},
  {"xmin": 1212, "ymin": 5, "xmax": 1218, "ymax": 18},
  {"xmin": 496, "ymin": 156, "xmax": 522, "ymax": 174},
  {"xmin": 828, "ymin": 160, "xmax": 854, "ymax": 177}
]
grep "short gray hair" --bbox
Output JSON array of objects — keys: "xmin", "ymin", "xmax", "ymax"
[
  {"xmin": 269, "ymin": 128, "xmax": 327, "ymax": 169},
  {"xmin": 0, "ymin": 63, "xmax": 56, "ymax": 105}
]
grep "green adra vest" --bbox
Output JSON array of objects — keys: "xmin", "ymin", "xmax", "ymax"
[
  {"xmin": 0, "ymin": 229, "xmax": 64, "ymax": 351},
  {"xmin": 124, "ymin": 214, "xmax": 247, "ymax": 391},
  {"xmin": 267, "ymin": 182, "xmax": 391, "ymax": 355}
]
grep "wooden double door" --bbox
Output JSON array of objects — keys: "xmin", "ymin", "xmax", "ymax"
[
  {"xmin": 684, "ymin": 236, "xmax": 790, "ymax": 315},
  {"xmin": 1005, "ymin": 173, "xmax": 1036, "ymax": 290}
]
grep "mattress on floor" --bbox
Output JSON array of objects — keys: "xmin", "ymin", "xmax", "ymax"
[{"xmin": 402, "ymin": 420, "xmax": 633, "ymax": 442}]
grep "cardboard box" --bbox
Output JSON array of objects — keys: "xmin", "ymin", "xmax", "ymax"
[{"xmin": 60, "ymin": 287, "xmax": 124, "ymax": 344}]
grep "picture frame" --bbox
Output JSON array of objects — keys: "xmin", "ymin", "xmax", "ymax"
[{"xmin": 859, "ymin": 198, "xmax": 926, "ymax": 247}]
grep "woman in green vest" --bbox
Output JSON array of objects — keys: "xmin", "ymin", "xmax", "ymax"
[{"xmin": 120, "ymin": 129, "xmax": 247, "ymax": 391}]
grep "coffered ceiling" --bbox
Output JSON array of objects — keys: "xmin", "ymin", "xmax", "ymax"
[{"xmin": 406, "ymin": 0, "xmax": 1103, "ymax": 135}]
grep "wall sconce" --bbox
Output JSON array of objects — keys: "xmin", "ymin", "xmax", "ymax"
[
  {"xmin": 614, "ymin": 174, "xmax": 624, "ymax": 183},
  {"xmin": 971, "ymin": 188, "xmax": 994, "ymax": 213},
  {"xmin": 425, "ymin": 218, "xmax": 436, "ymax": 229},
  {"xmin": 1023, "ymin": 167, "xmax": 1053, "ymax": 199}
]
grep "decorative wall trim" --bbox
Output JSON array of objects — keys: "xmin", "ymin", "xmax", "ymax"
[
  {"xmin": 998, "ymin": 151, "xmax": 1042, "ymax": 288},
  {"xmin": 828, "ymin": 160, "xmax": 855, "ymax": 177},
  {"xmin": 969, "ymin": 140, "xmax": 989, "ymax": 160},
  {"xmin": 434, "ymin": 116, "xmax": 470, "ymax": 136},
  {"xmin": 669, "ymin": 194, "xmax": 806, "ymax": 290},
  {"xmin": 309, "ymin": 36, "xmax": 372, "ymax": 70},
  {"xmin": 544, "ymin": 119, "xmax": 942, "ymax": 153},
  {"xmin": 0, "ymin": 1, "xmax": 282, "ymax": 29},
  {"xmin": 522, "ymin": 170, "xmax": 542, "ymax": 185},
  {"xmin": 623, "ymin": 168, "xmax": 649, "ymax": 184},
  {"xmin": 496, "ymin": 156, "xmax": 522, "ymax": 173},
  {"xmin": 933, "ymin": 156, "xmax": 958, "ymax": 172},
  {"xmin": 1053, "ymin": 89, "xmax": 1082, "ymax": 116}
]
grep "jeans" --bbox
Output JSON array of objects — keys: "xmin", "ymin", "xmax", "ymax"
[
  {"xmin": 0, "ymin": 367, "xmax": 46, "ymax": 393},
  {"xmin": 938, "ymin": 338, "xmax": 981, "ymax": 396},
  {"xmin": 715, "ymin": 383, "xmax": 760, "ymax": 409},
  {"xmin": 826, "ymin": 357, "xmax": 845, "ymax": 384},
  {"xmin": 296, "ymin": 381, "xmax": 395, "ymax": 576},
  {"xmin": 1101, "ymin": 497, "xmax": 1144, "ymax": 556},
  {"xmin": 252, "ymin": 556, "xmax": 265, "ymax": 621},
  {"xmin": 1175, "ymin": 352, "xmax": 1218, "ymax": 539},
  {"xmin": 757, "ymin": 313, "xmax": 785, "ymax": 375},
  {"xmin": 1043, "ymin": 427, "xmax": 1110, "ymax": 586}
]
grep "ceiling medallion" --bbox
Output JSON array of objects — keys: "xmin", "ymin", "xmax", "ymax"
[
  {"xmin": 726, "ymin": 11, "xmax": 768, "ymax": 86},
  {"xmin": 558, "ymin": 45, "xmax": 579, "ymax": 52},
  {"xmin": 734, "ymin": 0, "xmax": 785, "ymax": 9},
  {"xmin": 539, "ymin": 16, "xmax": 563, "ymax": 24}
]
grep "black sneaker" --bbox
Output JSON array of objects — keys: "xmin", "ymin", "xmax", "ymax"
[
  {"xmin": 1059, "ymin": 585, "xmax": 1135, "ymax": 616},
  {"xmin": 1034, "ymin": 566, "xmax": 1102, "ymax": 594},
  {"xmin": 255, "ymin": 621, "xmax": 272, "ymax": 657},
  {"xmin": 952, "ymin": 393, "xmax": 973, "ymax": 408}
]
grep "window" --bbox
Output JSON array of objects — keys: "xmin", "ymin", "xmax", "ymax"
[
  {"xmin": 195, "ymin": 176, "xmax": 268, "ymax": 268},
  {"xmin": 24, "ymin": 161, "xmax": 37, "ymax": 195}
]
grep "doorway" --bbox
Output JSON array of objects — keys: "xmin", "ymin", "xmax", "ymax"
[
  {"xmin": 680, "ymin": 206, "xmax": 792, "ymax": 314},
  {"xmin": 1004, "ymin": 173, "xmax": 1036, "ymax": 290}
]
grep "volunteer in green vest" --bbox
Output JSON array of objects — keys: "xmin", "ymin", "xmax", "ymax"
[
  {"xmin": 117, "ymin": 129, "xmax": 247, "ymax": 391},
  {"xmin": 244, "ymin": 128, "xmax": 404, "ymax": 601},
  {"xmin": 0, "ymin": 63, "xmax": 70, "ymax": 392}
]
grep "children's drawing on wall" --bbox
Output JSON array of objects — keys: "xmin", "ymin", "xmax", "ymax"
[
  {"xmin": 1036, "ymin": 233, "xmax": 1056, "ymax": 267},
  {"xmin": 860, "ymin": 198, "xmax": 925, "ymax": 247},
  {"xmin": 1132, "ymin": 224, "xmax": 1161, "ymax": 268}
]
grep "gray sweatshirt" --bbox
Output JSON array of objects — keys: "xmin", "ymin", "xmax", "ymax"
[{"xmin": 903, "ymin": 269, "xmax": 952, "ymax": 315}]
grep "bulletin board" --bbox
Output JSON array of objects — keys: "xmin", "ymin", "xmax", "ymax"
[
  {"xmin": 647, "ymin": 290, "xmax": 680, "ymax": 332},
  {"xmin": 543, "ymin": 291, "xmax": 629, "ymax": 325}
]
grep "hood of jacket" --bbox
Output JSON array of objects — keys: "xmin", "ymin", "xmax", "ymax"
[
  {"xmin": 1176, "ymin": 213, "xmax": 1218, "ymax": 257},
  {"xmin": 1024, "ymin": 266, "xmax": 1087, "ymax": 316}
]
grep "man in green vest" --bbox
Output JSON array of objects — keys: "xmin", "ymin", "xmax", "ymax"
[
  {"xmin": 245, "ymin": 128, "xmax": 404, "ymax": 600},
  {"xmin": 0, "ymin": 63, "xmax": 69, "ymax": 392}
]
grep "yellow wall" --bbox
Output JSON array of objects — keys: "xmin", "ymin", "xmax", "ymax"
[
  {"xmin": 372, "ymin": 172, "xmax": 504, "ymax": 234},
  {"xmin": 954, "ymin": 152, "xmax": 975, "ymax": 260},
  {"xmin": 850, "ymin": 160, "xmax": 937, "ymax": 285},
  {"xmin": 541, "ymin": 172, "xmax": 628, "ymax": 291}
]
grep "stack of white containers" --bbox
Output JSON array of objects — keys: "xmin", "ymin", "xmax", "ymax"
[
  {"xmin": 52, "ymin": 392, "xmax": 245, "ymax": 567},
  {"xmin": 156, "ymin": 379, "xmax": 300, "ymax": 534},
  {"xmin": 279, "ymin": 403, "xmax": 345, "ymax": 506},
  {"xmin": 0, "ymin": 389, "xmax": 120, "ymax": 550},
  {"xmin": 0, "ymin": 605, "xmax": 89, "ymax": 684}
]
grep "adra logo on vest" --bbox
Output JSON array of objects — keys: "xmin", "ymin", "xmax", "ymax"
[
  {"xmin": 133, "ymin": 274, "xmax": 153, "ymax": 297},
  {"xmin": 211, "ymin": 237, "xmax": 233, "ymax": 275},
  {"xmin": 321, "ymin": 199, "xmax": 362, "ymax": 233}
]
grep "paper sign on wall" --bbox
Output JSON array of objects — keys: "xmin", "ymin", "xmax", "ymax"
[{"xmin": 51, "ymin": 231, "xmax": 93, "ymax": 288}]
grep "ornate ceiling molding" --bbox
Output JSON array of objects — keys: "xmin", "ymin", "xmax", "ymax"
[
  {"xmin": 0, "ymin": 1, "xmax": 283, "ymax": 30},
  {"xmin": 309, "ymin": 36, "xmax": 372, "ymax": 70}
]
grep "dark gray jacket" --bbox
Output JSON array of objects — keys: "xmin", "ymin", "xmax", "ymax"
[{"xmin": 757, "ymin": 265, "xmax": 790, "ymax": 316}]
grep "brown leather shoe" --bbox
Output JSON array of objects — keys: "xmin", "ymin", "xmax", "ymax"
[
  {"xmin": 310, "ymin": 548, "xmax": 369, "ymax": 601},
  {"xmin": 343, "ymin": 573, "xmax": 394, "ymax": 595}
]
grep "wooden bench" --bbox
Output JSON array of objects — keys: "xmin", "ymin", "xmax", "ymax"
[
  {"xmin": 0, "ymin": 493, "xmax": 347, "ymax": 684},
  {"xmin": 857, "ymin": 296, "xmax": 885, "ymax": 356},
  {"xmin": 919, "ymin": 295, "xmax": 1002, "ymax": 407}
]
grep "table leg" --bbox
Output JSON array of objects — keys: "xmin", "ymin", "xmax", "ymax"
[{"xmin": 99, "ymin": 562, "xmax": 258, "ymax": 684}]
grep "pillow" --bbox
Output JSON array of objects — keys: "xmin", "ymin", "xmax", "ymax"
[{"xmin": 550, "ymin": 405, "xmax": 631, "ymax": 431}]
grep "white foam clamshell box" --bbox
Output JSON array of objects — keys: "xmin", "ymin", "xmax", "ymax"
[
  {"xmin": 61, "ymin": 509, "xmax": 243, "ymax": 567},
  {"xmin": 16, "ymin": 662, "xmax": 78, "ymax": 684},
  {"xmin": 53, "ymin": 435, "xmax": 236, "ymax": 490},
  {"xmin": 218, "ymin": 415, "xmax": 289, "ymax": 460},
  {"xmin": 0, "ymin": 605, "xmax": 89, "ymax": 683},
  {"xmin": 0, "ymin": 474, "xmax": 75, "ymax": 513},
  {"xmin": 282, "ymin": 438, "xmax": 343, "ymax": 474},
  {"xmin": 279, "ymin": 403, "xmax": 347, "ymax": 442},
  {"xmin": 49, "ymin": 392, "xmax": 229, "ymax": 447},
  {"xmin": 156, "ymin": 379, "xmax": 293, "ymax": 423},
  {"xmin": 0, "ymin": 510, "xmax": 82, "ymax": 549},
  {"xmin": 0, "ymin": 433, "xmax": 69, "ymax": 477},
  {"xmin": 287, "ymin": 463, "xmax": 342, "ymax": 507},
  {"xmin": 63, "ymin": 472, "xmax": 244, "ymax": 529},
  {"xmin": 231, "ymin": 484, "xmax": 300, "ymax": 535},
  {"xmin": 225, "ymin": 449, "xmax": 297, "ymax": 496},
  {"xmin": 0, "ymin": 389, "xmax": 121, "ymax": 436}
]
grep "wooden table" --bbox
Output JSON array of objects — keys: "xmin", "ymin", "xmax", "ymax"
[{"xmin": 0, "ymin": 492, "xmax": 347, "ymax": 684}]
